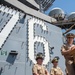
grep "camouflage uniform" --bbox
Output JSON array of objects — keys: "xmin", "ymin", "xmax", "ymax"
[
  {"xmin": 61, "ymin": 33, "xmax": 75, "ymax": 75},
  {"xmin": 32, "ymin": 53, "xmax": 49, "ymax": 75}
]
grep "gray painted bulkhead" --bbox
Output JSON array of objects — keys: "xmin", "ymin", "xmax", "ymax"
[{"xmin": 0, "ymin": 1, "xmax": 65, "ymax": 75}]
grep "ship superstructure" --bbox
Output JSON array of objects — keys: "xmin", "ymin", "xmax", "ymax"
[{"xmin": 0, "ymin": 0, "xmax": 75, "ymax": 75}]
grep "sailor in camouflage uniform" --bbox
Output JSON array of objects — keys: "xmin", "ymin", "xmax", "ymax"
[
  {"xmin": 61, "ymin": 33, "xmax": 75, "ymax": 75},
  {"xmin": 50, "ymin": 57, "xmax": 63, "ymax": 75},
  {"xmin": 32, "ymin": 53, "xmax": 49, "ymax": 75}
]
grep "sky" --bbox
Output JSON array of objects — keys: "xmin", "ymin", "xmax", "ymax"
[
  {"xmin": 45, "ymin": 0, "xmax": 75, "ymax": 33},
  {"xmin": 46, "ymin": 0, "xmax": 75, "ymax": 15}
]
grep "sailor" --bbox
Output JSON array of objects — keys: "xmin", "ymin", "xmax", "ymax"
[
  {"xmin": 32, "ymin": 53, "xmax": 49, "ymax": 75},
  {"xmin": 50, "ymin": 57, "xmax": 63, "ymax": 75},
  {"xmin": 61, "ymin": 33, "xmax": 75, "ymax": 75},
  {"xmin": 65, "ymin": 68, "xmax": 68, "ymax": 75}
]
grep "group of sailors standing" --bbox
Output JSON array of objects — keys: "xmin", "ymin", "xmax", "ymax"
[{"xmin": 32, "ymin": 33, "xmax": 75, "ymax": 75}]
